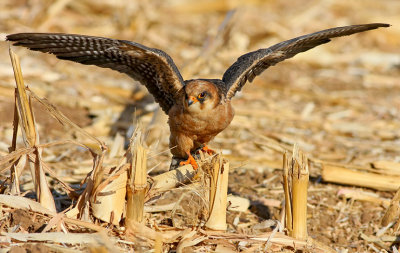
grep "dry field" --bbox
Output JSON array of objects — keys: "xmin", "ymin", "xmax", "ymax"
[{"xmin": 0, "ymin": 0, "xmax": 399, "ymax": 252}]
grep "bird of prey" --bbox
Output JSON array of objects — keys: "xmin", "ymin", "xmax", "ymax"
[{"xmin": 7, "ymin": 23, "xmax": 389, "ymax": 169}]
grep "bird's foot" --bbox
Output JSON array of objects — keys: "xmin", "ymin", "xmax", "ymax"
[
  {"xmin": 179, "ymin": 153, "xmax": 199, "ymax": 170},
  {"xmin": 201, "ymin": 145, "xmax": 215, "ymax": 155}
]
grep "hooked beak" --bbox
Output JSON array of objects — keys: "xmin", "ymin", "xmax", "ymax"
[{"xmin": 187, "ymin": 96, "xmax": 198, "ymax": 106}]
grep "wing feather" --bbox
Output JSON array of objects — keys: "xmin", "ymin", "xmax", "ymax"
[
  {"xmin": 222, "ymin": 23, "xmax": 390, "ymax": 99},
  {"xmin": 6, "ymin": 33, "xmax": 186, "ymax": 113}
]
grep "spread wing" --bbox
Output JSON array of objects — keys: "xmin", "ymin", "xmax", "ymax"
[
  {"xmin": 222, "ymin": 23, "xmax": 390, "ymax": 100},
  {"xmin": 6, "ymin": 33, "xmax": 186, "ymax": 113}
]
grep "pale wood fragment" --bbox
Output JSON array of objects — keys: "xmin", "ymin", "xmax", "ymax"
[{"xmin": 205, "ymin": 155, "xmax": 230, "ymax": 231}]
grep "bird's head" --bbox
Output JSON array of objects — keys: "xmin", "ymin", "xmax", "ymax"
[{"xmin": 183, "ymin": 80, "xmax": 220, "ymax": 113}]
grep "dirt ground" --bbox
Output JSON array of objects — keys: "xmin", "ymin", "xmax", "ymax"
[{"xmin": 0, "ymin": 0, "xmax": 399, "ymax": 252}]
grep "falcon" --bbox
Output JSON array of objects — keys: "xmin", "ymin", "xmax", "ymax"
[{"xmin": 7, "ymin": 23, "xmax": 389, "ymax": 169}]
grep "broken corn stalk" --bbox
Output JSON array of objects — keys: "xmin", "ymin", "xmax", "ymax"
[
  {"xmin": 205, "ymin": 155, "xmax": 229, "ymax": 230},
  {"xmin": 283, "ymin": 144, "xmax": 309, "ymax": 240}
]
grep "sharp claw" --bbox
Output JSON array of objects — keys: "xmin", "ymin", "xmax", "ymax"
[
  {"xmin": 201, "ymin": 145, "xmax": 215, "ymax": 155},
  {"xmin": 179, "ymin": 153, "xmax": 199, "ymax": 169}
]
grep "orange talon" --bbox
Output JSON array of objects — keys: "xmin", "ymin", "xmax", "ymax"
[
  {"xmin": 201, "ymin": 145, "xmax": 215, "ymax": 155},
  {"xmin": 179, "ymin": 153, "xmax": 199, "ymax": 170}
]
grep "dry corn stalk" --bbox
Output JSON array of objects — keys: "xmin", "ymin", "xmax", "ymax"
[
  {"xmin": 23, "ymin": 86, "xmax": 108, "ymax": 221},
  {"xmin": 283, "ymin": 144, "xmax": 309, "ymax": 240},
  {"xmin": 372, "ymin": 161, "xmax": 400, "ymax": 176},
  {"xmin": 9, "ymin": 48, "xmax": 56, "ymax": 212},
  {"xmin": 147, "ymin": 164, "xmax": 196, "ymax": 200},
  {"xmin": 381, "ymin": 187, "xmax": 400, "ymax": 230},
  {"xmin": 338, "ymin": 189, "xmax": 391, "ymax": 208},
  {"xmin": 91, "ymin": 165, "xmax": 128, "ymax": 225},
  {"xmin": 9, "ymin": 49, "xmax": 36, "ymax": 147},
  {"xmin": 126, "ymin": 129, "xmax": 148, "ymax": 226},
  {"xmin": 322, "ymin": 164, "xmax": 400, "ymax": 191},
  {"xmin": 65, "ymin": 142, "xmax": 107, "ymax": 222},
  {"xmin": 16, "ymin": 81, "xmax": 107, "ymax": 221},
  {"xmin": 9, "ymin": 93, "xmax": 23, "ymax": 195},
  {"xmin": 34, "ymin": 147, "xmax": 57, "ymax": 212},
  {"xmin": 205, "ymin": 155, "xmax": 229, "ymax": 231},
  {"xmin": 10, "ymin": 154, "xmax": 26, "ymax": 195}
]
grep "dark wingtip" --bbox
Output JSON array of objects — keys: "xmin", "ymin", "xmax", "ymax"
[
  {"xmin": 6, "ymin": 33, "xmax": 29, "ymax": 45},
  {"xmin": 6, "ymin": 33, "xmax": 46, "ymax": 43},
  {"xmin": 364, "ymin": 23, "xmax": 390, "ymax": 30},
  {"xmin": 6, "ymin": 33, "xmax": 21, "ymax": 42},
  {"xmin": 377, "ymin": 23, "xmax": 391, "ymax": 27}
]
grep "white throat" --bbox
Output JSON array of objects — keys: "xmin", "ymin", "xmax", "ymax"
[
  {"xmin": 187, "ymin": 102, "xmax": 202, "ymax": 114},
  {"xmin": 186, "ymin": 101, "xmax": 215, "ymax": 114}
]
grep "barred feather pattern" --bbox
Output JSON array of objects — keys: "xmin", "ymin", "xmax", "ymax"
[
  {"xmin": 222, "ymin": 23, "xmax": 390, "ymax": 100},
  {"xmin": 6, "ymin": 33, "xmax": 185, "ymax": 113},
  {"xmin": 7, "ymin": 23, "xmax": 389, "ymax": 108}
]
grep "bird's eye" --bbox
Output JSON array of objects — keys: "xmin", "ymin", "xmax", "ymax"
[{"xmin": 198, "ymin": 92, "xmax": 206, "ymax": 99}]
